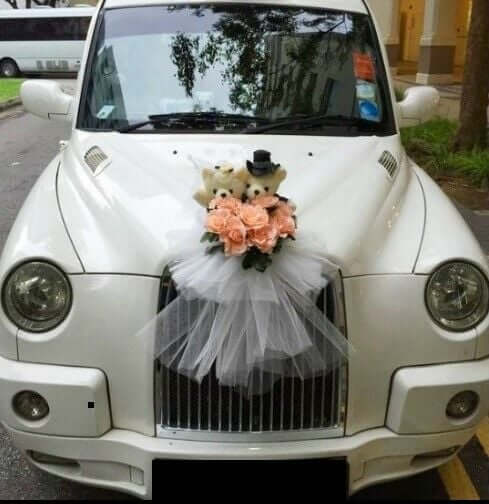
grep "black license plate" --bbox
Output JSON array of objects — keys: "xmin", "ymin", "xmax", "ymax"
[{"xmin": 152, "ymin": 458, "xmax": 349, "ymax": 500}]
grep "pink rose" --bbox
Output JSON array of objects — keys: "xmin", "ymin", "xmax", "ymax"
[
  {"xmin": 209, "ymin": 196, "xmax": 242, "ymax": 215},
  {"xmin": 271, "ymin": 213, "xmax": 296, "ymax": 238},
  {"xmin": 273, "ymin": 200, "xmax": 295, "ymax": 217},
  {"xmin": 240, "ymin": 203, "xmax": 269, "ymax": 230},
  {"xmin": 220, "ymin": 216, "xmax": 248, "ymax": 256},
  {"xmin": 251, "ymin": 195, "xmax": 279, "ymax": 209},
  {"xmin": 248, "ymin": 224, "xmax": 279, "ymax": 254},
  {"xmin": 206, "ymin": 208, "xmax": 232, "ymax": 234}
]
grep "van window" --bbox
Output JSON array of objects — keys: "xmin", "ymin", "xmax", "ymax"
[{"xmin": 0, "ymin": 16, "xmax": 91, "ymax": 42}]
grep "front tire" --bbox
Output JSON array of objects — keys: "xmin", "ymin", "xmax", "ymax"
[{"xmin": 0, "ymin": 59, "xmax": 20, "ymax": 78}]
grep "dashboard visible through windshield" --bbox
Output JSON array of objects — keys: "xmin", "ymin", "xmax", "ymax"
[{"xmin": 78, "ymin": 3, "xmax": 395, "ymax": 136}]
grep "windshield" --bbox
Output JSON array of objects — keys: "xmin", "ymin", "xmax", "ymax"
[{"xmin": 78, "ymin": 3, "xmax": 395, "ymax": 136}]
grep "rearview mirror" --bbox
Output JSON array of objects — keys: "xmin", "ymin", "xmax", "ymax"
[
  {"xmin": 397, "ymin": 86, "xmax": 440, "ymax": 128},
  {"xmin": 20, "ymin": 80, "xmax": 74, "ymax": 122}
]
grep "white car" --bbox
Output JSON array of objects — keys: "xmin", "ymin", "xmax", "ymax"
[{"xmin": 1, "ymin": 0, "xmax": 489, "ymax": 499}]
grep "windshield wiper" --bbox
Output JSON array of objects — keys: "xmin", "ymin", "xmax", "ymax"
[
  {"xmin": 118, "ymin": 112, "xmax": 269, "ymax": 133},
  {"xmin": 241, "ymin": 114, "xmax": 380, "ymax": 134}
]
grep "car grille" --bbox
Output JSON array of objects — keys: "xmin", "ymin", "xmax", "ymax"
[{"xmin": 155, "ymin": 267, "xmax": 347, "ymax": 441}]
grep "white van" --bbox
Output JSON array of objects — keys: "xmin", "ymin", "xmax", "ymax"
[{"xmin": 0, "ymin": 7, "xmax": 94, "ymax": 77}]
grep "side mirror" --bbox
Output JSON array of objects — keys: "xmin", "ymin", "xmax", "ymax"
[
  {"xmin": 20, "ymin": 80, "xmax": 74, "ymax": 122},
  {"xmin": 397, "ymin": 86, "xmax": 440, "ymax": 128}
]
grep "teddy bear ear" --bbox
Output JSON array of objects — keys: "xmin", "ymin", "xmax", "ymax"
[
  {"xmin": 202, "ymin": 167, "xmax": 214, "ymax": 180},
  {"xmin": 278, "ymin": 169, "xmax": 287, "ymax": 181}
]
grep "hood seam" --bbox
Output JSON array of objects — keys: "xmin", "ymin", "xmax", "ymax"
[
  {"xmin": 55, "ymin": 162, "xmax": 86, "ymax": 273},
  {"xmin": 411, "ymin": 166, "xmax": 427, "ymax": 274}
]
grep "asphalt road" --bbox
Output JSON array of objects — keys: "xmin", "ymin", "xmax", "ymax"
[{"xmin": 0, "ymin": 106, "xmax": 488, "ymax": 500}]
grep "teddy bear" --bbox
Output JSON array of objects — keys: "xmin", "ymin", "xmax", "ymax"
[
  {"xmin": 245, "ymin": 150, "xmax": 288, "ymax": 200},
  {"xmin": 193, "ymin": 162, "xmax": 249, "ymax": 207}
]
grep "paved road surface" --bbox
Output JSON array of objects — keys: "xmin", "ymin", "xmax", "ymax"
[{"xmin": 0, "ymin": 106, "xmax": 488, "ymax": 500}]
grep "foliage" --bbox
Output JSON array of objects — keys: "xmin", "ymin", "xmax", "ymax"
[
  {"xmin": 402, "ymin": 119, "xmax": 489, "ymax": 188},
  {"xmin": 394, "ymin": 87, "xmax": 405, "ymax": 102},
  {"xmin": 0, "ymin": 79, "xmax": 23, "ymax": 104},
  {"xmin": 3, "ymin": 0, "xmax": 63, "ymax": 7}
]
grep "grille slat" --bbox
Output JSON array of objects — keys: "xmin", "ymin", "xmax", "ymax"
[{"xmin": 156, "ymin": 268, "xmax": 346, "ymax": 438}]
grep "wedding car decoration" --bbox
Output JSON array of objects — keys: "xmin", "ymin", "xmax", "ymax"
[
  {"xmin": 200, "ymin": 151, "xmax": 296, "ymax": 272},
  {"xmin": 155, "ymin": 150, "xmax": 351, "ymax": 391}
]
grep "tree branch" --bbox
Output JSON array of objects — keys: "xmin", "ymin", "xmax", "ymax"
[{"xmin": 4, "ymin": 0, "xmax": 19, "ymax": 8}]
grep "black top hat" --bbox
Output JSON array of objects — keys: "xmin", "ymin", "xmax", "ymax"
[{"xmin": 246, "ymin": 150, "xmax": 280, "ymax": 177}]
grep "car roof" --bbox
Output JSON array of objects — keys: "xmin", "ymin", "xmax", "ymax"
[
  {"xmin": 0, "ymin": 7, "xmax": 95, "ymax": 18},
  {"xmin": 103, "ymin": 0, "xmax": 368, "ymax": 15}
]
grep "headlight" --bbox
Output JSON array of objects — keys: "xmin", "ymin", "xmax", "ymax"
[
  {"xmin": 2, "ymin": 261, "xmax": 72, "ymax": 332},
  {"xmin": 426, "ymin": 262, "xmax": 489, "ymax": 331}
]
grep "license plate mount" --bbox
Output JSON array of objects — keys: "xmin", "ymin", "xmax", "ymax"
[{"xmin": 152, "ymin": 457, "xmax": 349, "ymax": 499}]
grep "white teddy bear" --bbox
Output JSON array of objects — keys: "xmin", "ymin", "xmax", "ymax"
[
  {"xmin": 245, "ymin": 150, "xmax": 294, "ymax": 206},
  {"xmin": 193, "ymin": 162, "xmax": 249, "ymax": 207},
  {"xmin": 245, "ymin": 166, "xmax": 287, "ymax": 200}
]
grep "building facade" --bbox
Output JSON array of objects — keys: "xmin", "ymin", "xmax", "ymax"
[{"xmin": 368, "ymin": 0, "xmax": 472, "ymax": 84}]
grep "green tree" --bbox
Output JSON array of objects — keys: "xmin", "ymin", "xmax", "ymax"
[{"xmin": 168, "ymin": 5, "xmax": 364, "ymax": 114}]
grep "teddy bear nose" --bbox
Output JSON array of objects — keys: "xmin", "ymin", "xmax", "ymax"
[
  {"xmin": 254, "ymin": 189, "xmax": 260, "ymax": 196},
  {"xmin": 220, "ymin": 193, "xmax": 227, "ymax": 198}
]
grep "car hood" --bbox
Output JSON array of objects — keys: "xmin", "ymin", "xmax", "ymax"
[{"xmin": 57, "ymin": 131, "xmax": 425, "ymax": 277}]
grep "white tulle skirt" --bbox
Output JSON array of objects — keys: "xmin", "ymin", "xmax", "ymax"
[{"xmin": 153, "ymin": 230, "xmax": 352, "ymax": 393}]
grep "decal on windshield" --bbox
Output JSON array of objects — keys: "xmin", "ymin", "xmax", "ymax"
[
  {"xmin": 353, "ymin": 51, "xmax": 375, "ymax": 82},
  {"xmin": 96, "ymin": 105, "xmax": 115, "ymax": 120}
]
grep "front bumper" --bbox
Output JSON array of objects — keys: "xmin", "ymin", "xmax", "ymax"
[
  {"xmin": 1, "ymin": 355, "xmax": 489, "ymax": 498},
  {"xmin": 3, "ymin": 423, "xmax": 478, "ymax": 499}
]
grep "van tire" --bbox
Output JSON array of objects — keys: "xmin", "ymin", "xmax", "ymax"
[{"xmin": 0, "ymin": 59, "xmax": 20, "ymax": 78}]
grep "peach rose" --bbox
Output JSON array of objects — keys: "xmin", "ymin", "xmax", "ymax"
[
  {"xmin": 240, "ymin": 203, "xmax": 269, "ymax": 230},
  {"xmin": 248, "ymin": 224, "xmax": 279, "ymax": 254},
  {"xmin": 220, "ymin": 216, "xmax": 248, "ymax": 256},
  {"xmin": 271, "ymin": 213, "xmax": 296, "ymax": 238},
  {"xmin": 209, "ymin": 196, "xmax": 242, "ymax": 215},
  {"xmin": 273, "ymin": 200, "xmax": 295, "ymax": 217},
  {"xmin": 206, "ymin": 208, "xmax": 232, "ymax": 234},
  {"xmin": 251, "ymin": 195, "xmax": 279, "ymax": 209}
]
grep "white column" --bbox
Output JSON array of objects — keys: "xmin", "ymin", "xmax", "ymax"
[
  {"xmin": 367, "ymin": 0, "xmax": 401, "ymax": 74},
  {"xmin": 416, "ymin": 0, "xmax": 457, "ymax": 85}
]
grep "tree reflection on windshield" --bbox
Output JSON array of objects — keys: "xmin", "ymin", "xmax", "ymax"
[{"xmin": 79, "ymin": 3, "xmax": 393, "ymax": 135}]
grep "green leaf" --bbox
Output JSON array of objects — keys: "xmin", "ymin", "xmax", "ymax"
[
  {"xmin": 242, "ymin": 251, "xmax": 255, "ymax": 270},
  {"xmin": 274, "ymin": 237, "xmax": 284, "ymax": 254},
  {"xmin": 200, "ymin": 232, "xmax": 219, "ymax": 243},
  {"xmin": 206, "ymin": 244, "xmax": 224, "ymax": 255},
  {"xmin": 254, "ymin": 251, "xmax": 272, "ymax": 273}
]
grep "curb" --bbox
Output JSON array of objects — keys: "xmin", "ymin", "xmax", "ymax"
[{"xmin": 0, "ymin": 97, "xmax": 21, "ymax": 113}]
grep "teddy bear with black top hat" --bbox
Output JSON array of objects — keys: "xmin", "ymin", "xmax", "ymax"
[{"xmin": 246, "ymin": 150, "xmax": 292, "ymax": 206}]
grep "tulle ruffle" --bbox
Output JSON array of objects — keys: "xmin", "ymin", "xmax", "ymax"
[{"xmin": 153, "ymin": 232, "xmax": 352, "ymax": 392}]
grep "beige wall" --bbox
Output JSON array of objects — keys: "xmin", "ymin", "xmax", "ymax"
[
  {"xmin": 371, "ymin": 0, "xmax": 472, "ymax": 67},
  {"xmin": 399, "ymin": 0, "xmax": 425, "ymax": 62}
]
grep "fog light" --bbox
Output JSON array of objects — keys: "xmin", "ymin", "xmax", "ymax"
[
  {"xmin": 12, "ymin": 391, "xmax": 49, "ymax": 421},
  {"xmin": 446, "ymin": 391, "xmax": 479, "ymax": 420}
]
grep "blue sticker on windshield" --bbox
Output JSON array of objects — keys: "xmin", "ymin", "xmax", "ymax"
[
  {"xmin": 358, "ymin": 100, "xmax": 380, "ymax": 122},
  {"xmin": 356, "ymin": 80, "xmax": 377, "ymax": 101}
]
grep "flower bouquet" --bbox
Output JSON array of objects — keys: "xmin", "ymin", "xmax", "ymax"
[{"xmin": 201, "ymin": 195, "xmax": 297, "ymax": 272}]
